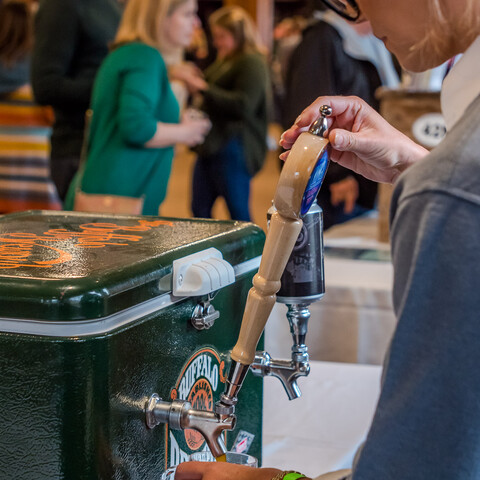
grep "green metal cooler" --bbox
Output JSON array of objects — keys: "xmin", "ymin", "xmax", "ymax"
[{"xmin": 0, "ymin": 211, "xmax": 265, "ymax": 479}]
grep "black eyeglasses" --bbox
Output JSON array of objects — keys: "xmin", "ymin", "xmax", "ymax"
[{"xmin": 320, "ymin": 0, "xmax": 361, "ymax": 22}]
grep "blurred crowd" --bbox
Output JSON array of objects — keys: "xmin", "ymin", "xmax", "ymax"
[{"xmin": 1, "ymin": 0, "xmax": 408, "ymax": 226}]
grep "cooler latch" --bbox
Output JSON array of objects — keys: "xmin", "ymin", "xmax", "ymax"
[
  {"xmin": 172, "ymin": 248, "xmax": 235, "ymax": 330},
  {"xmin": 172, "ymin": 247, "xmax": 235, "ymax": 297},
  {"xmin": 191, "ymin": 293, "xmax": 219, "ymax": 330}
]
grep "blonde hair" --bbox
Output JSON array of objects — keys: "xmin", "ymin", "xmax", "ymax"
[
  {"xmin": 411, "ymin": 0, "xmax": 480, "ymax": 64},
  {"xmin": 208, "ymin": 6, "xmax": 265, "ymax": 58},
  {"xmin": 112, "ymin": 0, "xmax": 189, "ymax": 51}
]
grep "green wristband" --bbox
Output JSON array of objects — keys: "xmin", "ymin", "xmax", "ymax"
[
  {"xmin": 271, "ymin": 470, "xmax": 308, "ymax": 480},
  {"xmin": 283, "ymin": 473, "xmax": 306, "ymax": 480}
]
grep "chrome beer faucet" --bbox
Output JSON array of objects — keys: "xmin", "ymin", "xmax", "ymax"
[
  {"xmin": 250, "ymin": 305, "xmax": 312, "ymax": 400},
  {"xmin": 215, "ymin": 106, "xmax": 331, "ymax": 419},
  {"xmin": 145, "ymin": 394, "xmax": 235, "ymax": 458},
  {"xmin": 250, "ymin": 201, "xmax": 325, "ymax": 399}
]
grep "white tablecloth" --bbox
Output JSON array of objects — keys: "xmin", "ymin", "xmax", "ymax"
[
  {"xmin": 266, "ymin": 214, "xmax": 397, "ymax": 365},
  {"xmin": 262, "ymin": 361, "xmax": 382, "ymax": 477}
]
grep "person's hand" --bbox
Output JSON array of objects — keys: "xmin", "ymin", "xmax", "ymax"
[
  {"xmin": 169, "ymin": 62, "xmax": 208, "ymax": 94},
  {"xmin": 330, "ymin": 176, "xmax": 359, "ymax": 214},
  {"xmin": 180, "ymin": 109, "xmax": 211, "ymax": 147},
  {"xmin": 175, "ymin": 461, "xmax": 281, "ymax": 480},
  {"xmin": 279, "ymin": 96, "xmax": 429, "ymax": 184}
]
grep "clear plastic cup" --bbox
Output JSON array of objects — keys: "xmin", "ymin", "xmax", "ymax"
[
  {"xmin": 160, "ymin": 466, "xmax": 177, "ymax": 480},
  {"xmin": 189, "ymin": 451, "xmax": 216, "ymax": 463},
  {"xmin": 160, "ymin": 450, "xmax": 258, "ymax": 478},
  {"xmin": 224, "ymin": 451, "xmax": 258, "ymax": 467},
  {"xmin": 189, "ymin": 450, "xmax": 258, "ymax": 467},
  {"xmin": 184, "ymin": 107, "xmax": 209, "ymax": 121}
]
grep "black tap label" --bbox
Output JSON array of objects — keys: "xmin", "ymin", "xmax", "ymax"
[{"xmin": 278, "ymin": 207, "xmax": 325, "ymax": 298}]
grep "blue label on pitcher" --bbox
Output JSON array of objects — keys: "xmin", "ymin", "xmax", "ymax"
[{"xmin": 300, "ymin": 149, "xmax": 329, "ymax": 216}]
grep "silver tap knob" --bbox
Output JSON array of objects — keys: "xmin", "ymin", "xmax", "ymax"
[{"xmin": 308, "ymin": 105, "xmax": 333, "ymax": 137}]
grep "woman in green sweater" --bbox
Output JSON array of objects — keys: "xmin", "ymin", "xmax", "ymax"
[
  {"xmin": 189, "ymin": 6, "xmax": 270, "ymax": 222},
  {"xmin": 65, "ymin": 0, "xmax": 211, "ymax": 216}
]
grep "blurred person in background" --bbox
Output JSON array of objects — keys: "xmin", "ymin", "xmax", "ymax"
[
  {"xmin": 64, "ymin": 0, "xmax": 211, "ymax": 216},
  {"xmin": 160, "ymin": 18, "xmax": 197, "ymax": 112},
  {"xmin": 185, "ymin": 24, "xmax": 210, "ymax": 69},
  {"xmin": 31, "ymin": 0, "xmax": 122, "ymax": 200},
  {"xmin": 165, "ymin": 23, "xmax": 211, "ymax": 112},
  {"xmin": 270, "ymin": 15, "xmax": 306, "ymax": 122},
  {"xmin": 0, "ymin": 0, "xmax": 61, "ymax": 212},
  {"xmin": 165, "ymin": 38, "xmax": 207, "ymax": 113},
  {"xmin": 282, "ymin": 0, "xmax": 399, "ymax": 229},
  {"xmin": 186, "ymin": 6, "xmax": 270, "ymax": 222},
  {"xmin": 0, "ymin": 0, "xmax": 32, "ymax": 96}
]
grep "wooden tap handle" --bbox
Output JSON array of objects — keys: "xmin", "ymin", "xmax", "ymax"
[
  {"xmin": 230, "ymin": 131, "xmax": 329, "ymax": 367},
  {"xmin": 231, "ymin": 211, "xmax": 303, "ymax": 365},
  {"xmin": 274, "ymin": 133, "xmax": 329, "ymax": 219}
]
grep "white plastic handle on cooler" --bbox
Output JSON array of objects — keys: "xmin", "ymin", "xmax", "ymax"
[{"xmin": 172, "ymin": 248, "xmax": 235, "ymax": 297}]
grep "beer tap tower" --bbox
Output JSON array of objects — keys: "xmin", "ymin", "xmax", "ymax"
[
  {"xmin": 146, "ymin": 106, "xmax": 332, "ymax": 459},
  {"xmin": 250, "ymin": 198, "xmax": 324, "ymax": 400}
]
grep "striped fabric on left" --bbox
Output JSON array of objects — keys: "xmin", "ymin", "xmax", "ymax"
[{"xmin": 0, "ymin": 90, "xmax": 61, "ymax": 213}]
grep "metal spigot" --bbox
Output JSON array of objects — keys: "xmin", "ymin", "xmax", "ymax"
[
  {"xmin": 214, "ymin": 360, "xmax": 250, "ymax": 416},
  {"xmin": 145, "ymin": 394, "xmax": 236, "ymax": 458},
  {"xmin": 251, "ymin": 303, "xmax": 311, "ymax": 400},
  {"xmin": 251, "ymin": 351, "xmax": 309, "ymax": 400}
]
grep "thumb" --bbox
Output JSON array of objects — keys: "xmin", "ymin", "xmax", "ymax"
[{"xmin": 329, "ymin": 129, "xmax": 359, "ymax": 152}]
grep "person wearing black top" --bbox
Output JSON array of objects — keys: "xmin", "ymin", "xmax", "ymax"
[
  {"xmin": 282, "ymin": 2, "xmax": 398, "ymax": 229},
  {"xmin": 31, "ymin": 0, "xmax": 121, "ymax": 200}
]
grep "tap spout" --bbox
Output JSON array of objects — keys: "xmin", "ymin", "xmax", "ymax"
[
  {"xmin": 214, "ymin": 359, "xmax": 250, "ymax": 416},
  {"xmin": 250, "ymin": 302, "xmax": 312, "ymax": 399},
  {"xmin": 250, "ymin": 351, "xmax": 310, "ymax": 400},
  {"xmin": 145, "ymin": 395, "xmax": 236, "ymax": 458}
]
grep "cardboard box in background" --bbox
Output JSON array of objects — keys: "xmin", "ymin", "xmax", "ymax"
[{"xmin": 377, "ymin": 89, "xmax": 446, "ymax": 243}]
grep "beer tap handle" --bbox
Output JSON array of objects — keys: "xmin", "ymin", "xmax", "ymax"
[
  {"xmin": 230, "ymin": 212, "xmax": 303, "ymax": 366},
  {"xmin": 217, "ymin": 106, "xmax": 331, "ymax": 415},
  {"xmin": 230, "ymin": 107, "xmax": 331, "ymax": 367}
]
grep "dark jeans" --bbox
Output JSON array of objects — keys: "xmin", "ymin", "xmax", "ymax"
[{"xmin": 192, "ymin": 137, "xmax": 251, "ymax": 221}]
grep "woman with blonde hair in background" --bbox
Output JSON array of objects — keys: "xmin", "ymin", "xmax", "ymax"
[
  {"xmin": 64, "ymin": 0, "xmax": 211, "ymax": 216},
  {"xmin": 177, "ymin": 0, "xmax": 480, "ymax": 478},
  {"xmin": 186, "ymin": 6, "xmax": 270, "ymax": 222}
]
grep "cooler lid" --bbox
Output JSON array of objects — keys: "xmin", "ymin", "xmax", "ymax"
[{"xmin": 0, "ymin": 211, "xmax": 264, "ymax": 322}]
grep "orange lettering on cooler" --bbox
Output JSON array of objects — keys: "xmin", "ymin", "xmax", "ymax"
[{"xmin": 0, "ymin": 220, "xmax": 173, "ymax": 269}]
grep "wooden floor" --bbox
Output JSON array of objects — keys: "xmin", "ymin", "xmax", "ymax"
[{"xmin": 160, "ymin": 126, "xmax": 283, "ymax": 231}]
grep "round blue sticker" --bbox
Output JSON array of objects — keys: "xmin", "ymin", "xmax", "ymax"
[{"xmin": 300, "ymin": 148, "xmax": 329, "ymax": 216}]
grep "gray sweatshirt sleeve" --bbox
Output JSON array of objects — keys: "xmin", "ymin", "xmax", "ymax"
[{"xmin": 351, "ymin": 177, "xmax": 480, "ymax": 479}]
